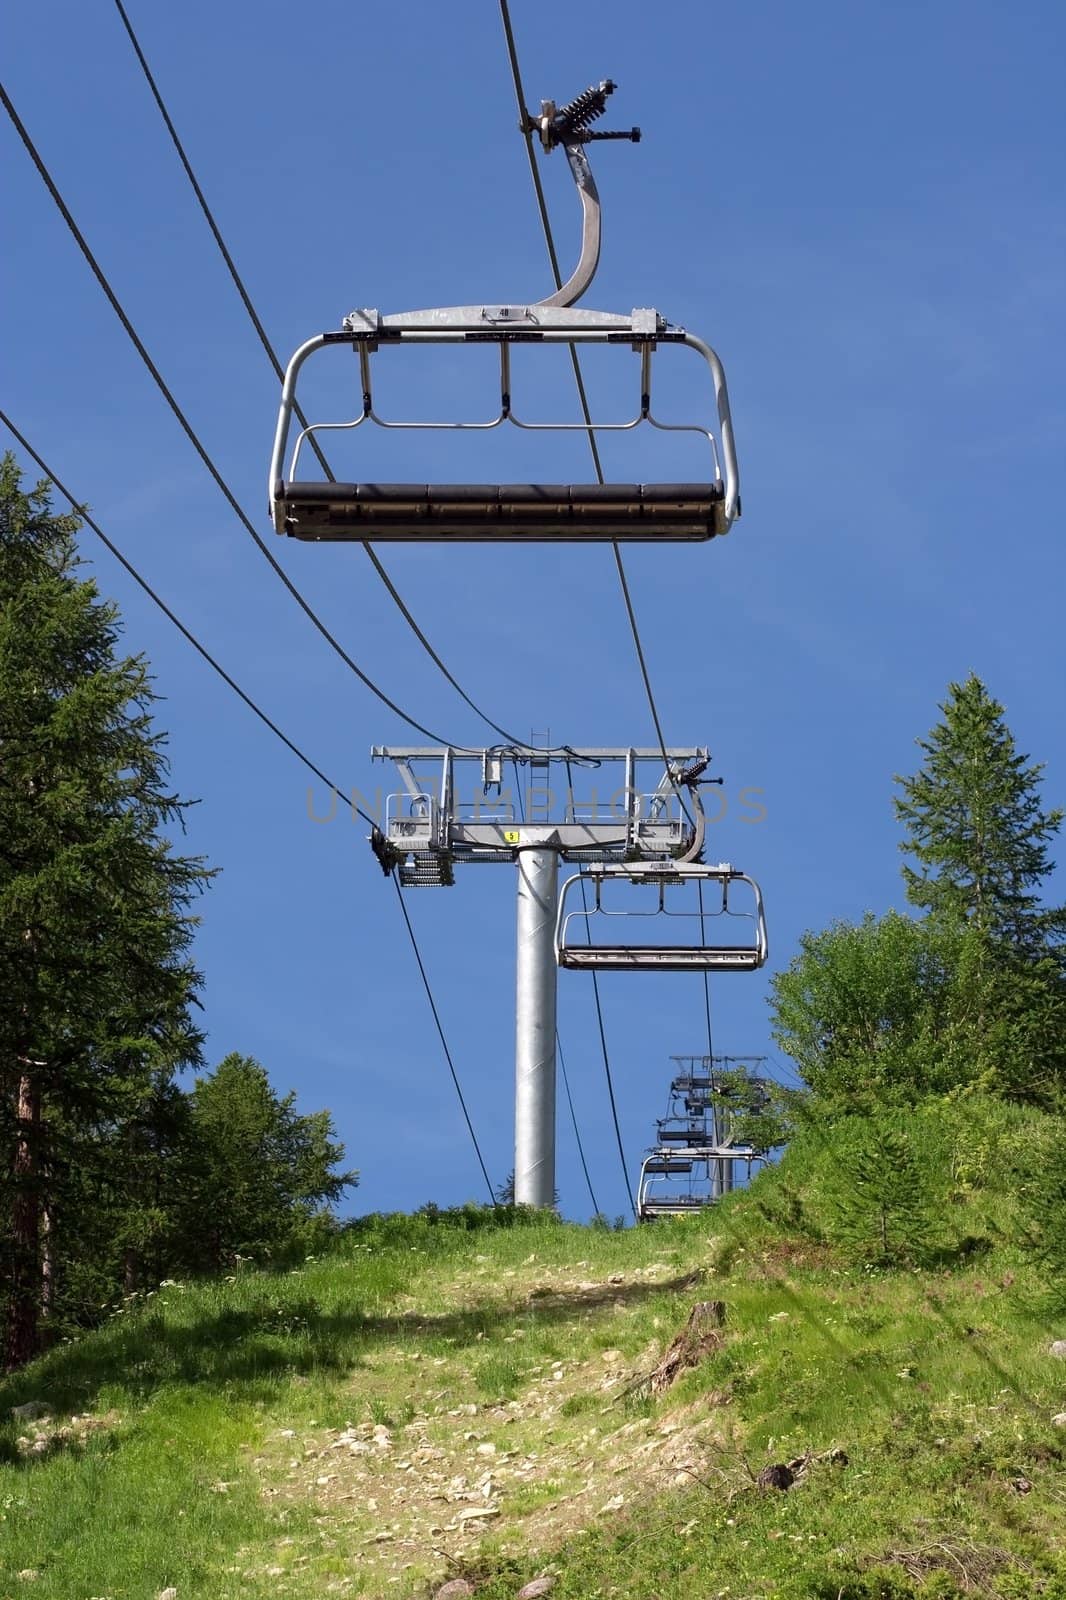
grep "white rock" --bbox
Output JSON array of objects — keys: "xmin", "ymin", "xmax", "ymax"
[
  {"xmin": 1049, "ymin": 1340, "xmax": 1066, "ymax": 1359},
  {"xmin": 517, "ymin": 1580, "xmax": 557, "ymax": 1599},
  {"xmin": 157, "ymin": 1590, "xmax": 178, "ymax": 1600},
  {"xmin": 1053, "ymin": 1412, "xmax": 1066, "ymax": 1428}
]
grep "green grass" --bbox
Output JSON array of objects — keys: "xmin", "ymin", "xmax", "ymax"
[{"xmin": 1, "ymin": 1201, "xmax": 1064, "ymax": 1598}]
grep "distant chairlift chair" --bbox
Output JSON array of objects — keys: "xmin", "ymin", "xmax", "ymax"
[
  {"xmin": 636, "ymin": 1145, "xmax": 766, "ymax": 1220},
  {"xmin": 269, "ymin": 81, "xmax": 740, "ymax": 544}
]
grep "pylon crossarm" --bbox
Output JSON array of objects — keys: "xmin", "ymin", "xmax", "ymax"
[{"xmin": 369, "ymin": 746, "xmax": 710, "ymax": 881}]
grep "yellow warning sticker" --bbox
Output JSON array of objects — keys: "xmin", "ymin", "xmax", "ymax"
[{"xmin": 504, "ymin": 830, "xmax": 520, "ymax": 844}]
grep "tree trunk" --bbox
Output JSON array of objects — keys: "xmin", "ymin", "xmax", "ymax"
[
  {"xmin": 5, "ymin": 1072, "xmax": 42, "ymax": 1370},
  {"xmin": 40, "ymin": 1199, "xmax": 54, "ymax": 1325}
]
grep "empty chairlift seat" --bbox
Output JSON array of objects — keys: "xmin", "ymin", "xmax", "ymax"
[
  {"xmin": 268, "ymin": 305, "xmax": 740, "ymax": 545},
  {"xmin": 273, "ymin": 480, "xmax": 727, "ymax": 543},
  {"xmin": 637, "ymin": 1150, "xmax": 723, "ymax": 1220},
  {"xmin": 555, "ymin": 862, "xmax": 768, "ymax": 973}
]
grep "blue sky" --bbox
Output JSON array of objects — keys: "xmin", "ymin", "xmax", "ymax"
[{"xmin": 4, "ymin": 0, "xmax": 1064, "ymax": 1220}]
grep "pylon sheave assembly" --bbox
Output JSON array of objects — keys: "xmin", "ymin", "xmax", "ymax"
[{"xmin": 269, "ymin": 81, "xmax": 740, "ymax": 544}]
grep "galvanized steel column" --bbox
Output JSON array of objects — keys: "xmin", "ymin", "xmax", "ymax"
[{"xmin": 514, "ymin": 846, "xmax": 560, "ymax": 1207}]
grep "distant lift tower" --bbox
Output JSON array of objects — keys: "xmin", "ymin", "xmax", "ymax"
[{"xmin": 369, "ymin": 746, "xmax": 765, "ymax": 1207}]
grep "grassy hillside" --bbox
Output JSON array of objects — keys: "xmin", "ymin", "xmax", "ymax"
[{"xmin": 1, "ymin": 1192, "xmax": 1064, "ymax": 1600}]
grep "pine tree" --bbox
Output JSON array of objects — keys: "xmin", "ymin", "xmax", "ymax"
[
  {"xmin": 894, "ymin": 673, "xmax": 1065, "ymax": 955},
  {"xmin": 0, "ymin": 456, "xmax": 209, "ymax": 1366}
]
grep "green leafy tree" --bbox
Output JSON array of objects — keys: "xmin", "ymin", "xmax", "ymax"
[
  {"xmin": 771, "ymin": 909, "xmax": 1062, "ymax": 1108},
  {"xmin": 770, "ymin": 911, "xmax": 993, "ymax": 1108},
  {"xmin": 0, "ymin": 456, "xmax": 209, "ymax": 1366},
  {"xmin": 705, "ymin": 1067, "xmax": 797, "ymax": 1154},
  {"xmin": 895, "ymin": 673, "xmax": 1066, "ymax": 955},
  {"xmin": 175, "ymin": 1053, "xmax": 356, "ymax": 1271}
]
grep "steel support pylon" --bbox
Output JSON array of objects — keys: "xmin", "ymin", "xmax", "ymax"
[{"xmin": 514, "ymin": 845, "xmax": 560, "ymax": 1207}]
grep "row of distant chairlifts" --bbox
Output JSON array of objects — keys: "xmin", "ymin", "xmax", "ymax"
[
  {"xmin": 269, "ymin": 80, "xmax": 768, "ymax": 979},
  {"xmin": 637, "ymin": 1056, "xmax": 771, "ymax": 1223}
]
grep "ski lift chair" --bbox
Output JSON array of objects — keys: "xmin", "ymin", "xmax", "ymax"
[
  {"xmin": 555, "ymin": 862, "xmax": 768, "ymax": 972},
  {"xmin": 656, "ymin": 1123, "xmax": 717, "ymax": 1146},
  {"xmin": 637, "ymin": 1143, "xmax": 768, "ymax": 1221},
  {"xmin": 269, "ymin": 82, "xmax": 740, "ymax": 543},
  {"xmin": 637, "ymin": 1151, "xmax": 717, "ymax": 1220},
  {"xmin": 637, "ymin": 1154, "xmax": 699, "ymax": 1221}
]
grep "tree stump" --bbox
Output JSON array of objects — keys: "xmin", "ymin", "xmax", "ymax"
[{"xmin": 642, "ymin": 1300, "xmax": 727, "ymax": 1397}]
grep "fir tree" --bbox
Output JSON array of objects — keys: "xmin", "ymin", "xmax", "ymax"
[
  {"xmin": 0, "ymin": 456, "xmax": 209, "ymax": 1366},
  {"xmin": 175, "ymin": 1053, "xmax": 356, "ymax": 1272},
  {"xmin": 894, "ymin": 673, "xmax": 1065, "ymax": 956},
  {"xmin": 823, "ymin": 1115, "xmax": 942, "ymax": 1268}
]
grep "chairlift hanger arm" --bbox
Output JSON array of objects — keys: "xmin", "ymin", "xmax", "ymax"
[{"xmin": 521, "ymin": 79, "xmax": 641, "ymax": 309}]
